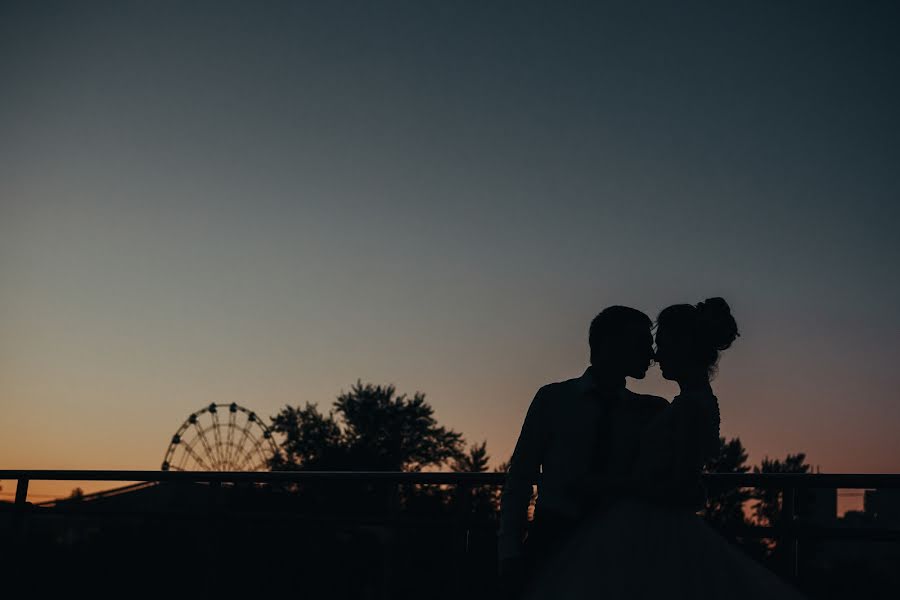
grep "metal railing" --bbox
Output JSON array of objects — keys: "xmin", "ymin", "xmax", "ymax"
[{"xmin": 3, "ymin": 470, "xmax": 900, "ymax": 580}]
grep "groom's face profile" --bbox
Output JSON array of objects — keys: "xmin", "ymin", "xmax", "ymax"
[{"xmin": 620, "ymin": 324, "xmax": 654, "ymax": 379}]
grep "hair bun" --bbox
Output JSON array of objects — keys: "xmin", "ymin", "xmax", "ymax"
[{"xmin": 696, "ymin": 297, "xmax": 739, "ymax": 351}]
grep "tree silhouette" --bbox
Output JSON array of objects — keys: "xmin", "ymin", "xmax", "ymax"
[
  {"xmin": 701, "ymin": 437, "xmax": 771, "ymax": 558},
  {"xmin": 270, "ymin": 381, "xmax": 465, "ymax": 472},
  {"xmin": 703, "ymin": 437, "xmax": 752, "ymax": 529},
  {"xmin": 450, "ymin": 441, "xmax": 500, "ymax": 517},
  {"xmin": 451, "ymin": 441, "xmax": 490, "ymax": 473},
  {"xmin": 269, "ymin": 402, "xmax": 345, "ymax": 470},
  {"xmin": 747, "ymin": 453, "xmax": 811, "ymax": 562},
  {"xmin": 752, "ymin": 453, "xmax": 811, "ymax": 527}
]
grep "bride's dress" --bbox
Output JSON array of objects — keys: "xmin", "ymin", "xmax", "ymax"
[{"xmin": 526, "ymin": 388, "xmax": 804, "ymax": 599}]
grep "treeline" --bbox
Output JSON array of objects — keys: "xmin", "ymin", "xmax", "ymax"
[
  {"xmin": 266, "ymin": 380, "xmax": 504, "ymax": 521},
  {"xmin": 266, "ymin": 380, "xmax": 812, "ymax": 542}
]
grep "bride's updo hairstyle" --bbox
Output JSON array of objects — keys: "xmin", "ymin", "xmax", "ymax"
[{"xmin": 656, "ymin": 297, "xmax": 739, "ymax": 376}]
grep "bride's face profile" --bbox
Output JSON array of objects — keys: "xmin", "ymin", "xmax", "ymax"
[{"xmin": 654, "ymin": 326, "xmax": 687, "ymax": 381}]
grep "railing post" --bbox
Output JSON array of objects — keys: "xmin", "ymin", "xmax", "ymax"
[
  {"xmin": 455, "ymin": 481, "xmax": 473, "ymax": 554},
  {"xmin": 12, "ymin": 478, "xmax": 30, "ymax": 547},
  {"xmin": 206, "ymin": 479, "xmax": 224, "ymax": 595},
  {"xmin": 781, "ymin": 486, "xmax": 798, "ymax": 580},
  {"xmin": 453, "ymin": 481, "xmax": 473, "ymax": 597},
  {"xmin": 387, "ymin": 480, "xmax": 401, "ymax": 516},
  {"xmin": 14, "ymin": 478, "xmax": 29, "ymax": 505}
]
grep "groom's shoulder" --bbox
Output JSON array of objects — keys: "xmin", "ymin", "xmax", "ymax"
[
  {"xmin": 625, "ymin": 389, "xmax": 670, "ymax": 410},
  {"xmin": 535, "ymin": 375, "xmax": 584, "ymax": 401}
]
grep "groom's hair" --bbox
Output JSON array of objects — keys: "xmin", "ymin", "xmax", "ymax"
[{"xmin": 589, "ymin": 306, "xmax": 652, "ymax": 364}]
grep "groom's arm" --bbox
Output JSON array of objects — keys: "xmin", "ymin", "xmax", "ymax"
[{"xmin": 498, "ymin": 386, "xmax": 549, "ymax": 561}]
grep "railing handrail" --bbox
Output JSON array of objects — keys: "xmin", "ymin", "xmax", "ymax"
[
  {"xmin": 3, "ymin": 469, "xmax": 900, "ymax": 488},
  {"xmin": 6, "ymin": 469, "xmax": 900, "ymax": 582}
]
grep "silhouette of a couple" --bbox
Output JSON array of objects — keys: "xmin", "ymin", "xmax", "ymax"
[{"xmin": 499, "ymin": 299, "xmax": 803, "ymax": 599}]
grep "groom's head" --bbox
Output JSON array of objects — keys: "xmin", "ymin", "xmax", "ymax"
[{"xmin": 589, "ymin": 306, "xmax": 654, "ymax": 379}]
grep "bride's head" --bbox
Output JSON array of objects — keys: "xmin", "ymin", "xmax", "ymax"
[{"xmin": 655, "ymin": 297, "xmax": 739, "ymax": 382}]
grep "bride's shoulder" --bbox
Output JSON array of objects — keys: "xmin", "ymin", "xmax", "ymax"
[
  {"xmin": 671, "ymin": 390, "xmax": 721, "ymax": 433},
  {"xmin": 669, "ymin": 390, "xmax": 719, "ymax": 424}
]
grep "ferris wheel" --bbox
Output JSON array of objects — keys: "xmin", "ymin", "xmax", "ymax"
[{"xmin": 161, "ymin": 403, "xmax": 279, "ymax": 472}]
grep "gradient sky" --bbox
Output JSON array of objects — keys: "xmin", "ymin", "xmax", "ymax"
[{"xmin": 1, "ymin": 1, "xmax": 899, "ymax": 505}]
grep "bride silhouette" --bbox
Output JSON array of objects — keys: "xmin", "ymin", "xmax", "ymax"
[{"xmin": 527, "ymin": 298, "xmax": 804, "ymax": 600}]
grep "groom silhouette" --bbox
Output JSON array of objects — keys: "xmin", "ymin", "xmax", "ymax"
[{"xmin": 498, "ymin": 306, "xmax": 667, "ymax": 595}]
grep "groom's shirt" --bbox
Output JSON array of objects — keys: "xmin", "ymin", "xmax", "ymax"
[{"xmin": 498, "ymin": 368, "xmax": 668, "ymax": 560}]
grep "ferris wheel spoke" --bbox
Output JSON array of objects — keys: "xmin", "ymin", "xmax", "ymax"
[
  {"xmin": 176, "ymin": 448, "xmax": 189, "ymax": 470},
  {"xmin": 246, "ymin": 460, "xmax": 267, "ymax": 472},
  {"xmin": 211, "ymin": 413, "xmax": 226, "ymax": 469},
  {"xmin": 184, "ymin": 440, "xmax": 212, "ymax": 470},
  {"xmin": 236, "ymin": 431, "xmax": 262, "ymax": 466},
  {"xmin": 178, "ymin": 443, "xmax": 201, "ymax": 471},
  {"xmin": 181, "ymin": 440, "xmax": 212, "ymax": 470},
  {"xmin": 235, "ymin": 446, "xmax": 256, "ymax": 470},
  {"xmin": 224, "ymin": 410, "xmax": 238, "ymax": 468},
  {"xmin": 237, "ymin": 436, "xmax": 270, "ymax": 471},
  {"xmin": 236, "ymin": 444, "xmax": 262, "ymax": 470},
  {"xmin": 227, "ymin": 437, "xmax": 245, "ymax": 469},
  {"xmin": 239, "ymin": 454, "xmax": 263, "ymax": 472},
  {"xmin": 203, "ymin": 425, "xmax": 227, "ymax": 470},
  {"xmin": 226, "ymin": 419, "xmax": 244, "ymax": 468},
  {"xmin": 231, "ymin": 423, "xmax": 255, "ymax": 468},
  {"xmin": 190, "ymin": 423, "xmax": 220, "ymax": 470},
  {"xmin": 210, "ymin": 410, "xmax": 228, "ymax": 470}
]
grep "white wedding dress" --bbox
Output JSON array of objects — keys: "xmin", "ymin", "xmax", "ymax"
[{"xmin": 526, "ymin": 389, "xmax": 805, "ymax": 600}]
